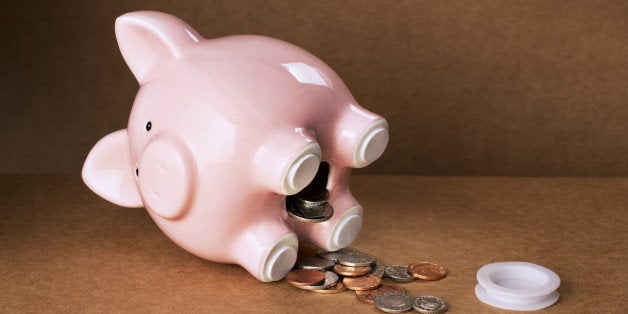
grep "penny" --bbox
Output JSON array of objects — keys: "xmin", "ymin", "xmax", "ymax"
[
  {"xmin": 333, "ymin": 264, "xmax": 372, "ymax": 277},
  {"xmin": 408, "ymin": 262, "xmax": 447, "ymax": 281},
  {"xmin": 311, "ymin": 281, "xmax": 348, "ymax": 294},
  {"xmin": 374, "ymin": 291, "xmax": 413, "ymax": 313},
  {"xmin": 296, "ymin": 257, "xmax": 335, "ymax": 270},
  {"xmin": 337, "ymin": 252, "xmax": 376, "ymax": 267},
  {"xmin": 412, "ymin": 295, "xmax": 448, "ymax": 314},
  {"xmin": 355, "ymin": 284, "xmax": 408, "ymax": 304},
  {"xmin": 296, "ymin": 242, "xmax": 319, "ymax": 259},
  {"xmin": 372, "ymin": 264, "xmax": 387, "ymax": 278},
  {"xmin": 296, "ymin": 271, "xmax": 339, "ymax": 290},
  {"xmin": 287, "ymin": 202, "xmax": 334, "ymax": 223},
  {"xmin": 285, "ymin": 269, "xmax": 326, "ymax": 287},
  {"xmin": 317, "ymin": 247, "xmax": 359, "ymax": 262},
  {"xmin": 385, "ymin": 265, "xmax": 417, "ymax": 283},
  {"xmin": 342, "ymin": 274, "xmax": 382, "ymax": 291}
]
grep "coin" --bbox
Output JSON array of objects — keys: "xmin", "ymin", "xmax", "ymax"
[
  {"xmin": 372, "ymin": 264, "xmax": 387, "ymax": 278},
  {"xmin": 287, "ymin": 202, "xmax": 334, "ymax": 223},
  {"xmin": 342, "ymin": 274, "xmax": 382, "ymax": 291},
  {"xmin": 285, "ymin": 269, "xmax": 326, "ymax": 287},
  {"xmin": 311, "ymin": 281, "xmax": 348, "ymax": 294},
  {"xmin": 333, "ymin": 264, "xmax": 372, "ymax": 277},
  {"xmin": 296, "ymin": 257, "xmax": 335, "ymax": 270},
  {"xmin": 317, "ymin": 247, "xmax": 359, "ymax": 262},
  {"xmin": 374, "ymin": 291, "xmax": 413, "ymax": 313},
  {"xmin": 408, "ymin": 262, "xmax": 447, "ymax": 281},
  {"xmin": 296, "ymin": 271, "xmax": 339, "ymax": 290},
  {"xmin": 355, "ymin": 284, "xmax": 408, "ymax": 304},
  {"xmin": 296, "ymin": 189, "xmax": 329, "ymax": 207},
  {"xmin": 412, "ymin": 295, "xmax": 448, "ymax": 313},
  {"xmin": 337, "ymin": 252, "xmax": 376, "ymax": 266},
  {"xmin": 385, "ymin": 265, "xmax": 417, "ymax": 283}
]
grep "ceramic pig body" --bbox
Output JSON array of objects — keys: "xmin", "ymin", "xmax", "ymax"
[{"xmin": 82, "ymin": 11, "xmax": 389, "ymax": 282}]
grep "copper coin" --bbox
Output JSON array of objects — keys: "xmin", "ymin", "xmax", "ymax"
[
  {"xmin": 333, "ymin": 264, "xmax": 372, "ymax": 277},
  {"xmin": 342, "ymin": 274, "xmax": 382, "ymax": 291},
  {"xmin": 355, "ymin": 284, "xmax": 408, "ymax": 304},
  {"xmin": 408, "ymin": 262, "xmax": 447, "ymax": 281},
  {"xmin": 285, "ymin": 269, "xmax": 326, "ymax": 287},
  {"xmin": 311, "ymin": 282, "xmax": 348, "ymax": 294},
  {"xmin": 295, "ymin": 271, "xmax": 338, "ymax": 290}
]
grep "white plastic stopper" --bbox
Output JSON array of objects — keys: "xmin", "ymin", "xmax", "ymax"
[{"xmin": 475, "ymin": 261, "xmax": 560, "ymax": 311}]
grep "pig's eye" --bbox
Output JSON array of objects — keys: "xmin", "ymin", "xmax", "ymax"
[
  {"xmin": 145, "ymin": 121, "xmax": 152, "ymax": 131},
  {"xmin": 135, "ymin": 168, "xmax": 139, "ymax": 177}
]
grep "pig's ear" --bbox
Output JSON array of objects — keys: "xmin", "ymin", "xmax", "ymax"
[
  {"xmin": 115, "ymin": 11, "xmax": 203, "ymax": 84},
  {"xmin": 82, "ymin": 129, "xmax": 143, "ymax": 208}
]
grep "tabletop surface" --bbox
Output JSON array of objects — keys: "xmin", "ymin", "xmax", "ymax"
[{"xmin": 1, "ymin": 174, "xmax": 626, "ymax": 313}]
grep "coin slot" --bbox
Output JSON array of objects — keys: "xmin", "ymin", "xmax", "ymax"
[
  {"xmin": 285, "ymin": 162, "xmax": 333, "ymax": 223},
  {"xmin": 290, "ymin": 161, "xmax": 329, "ymax": 201}
]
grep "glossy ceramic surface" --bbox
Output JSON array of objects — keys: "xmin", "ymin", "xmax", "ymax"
[{"xmin": 82, "ymin": 11, "xmax": 388, "ymax": 282}]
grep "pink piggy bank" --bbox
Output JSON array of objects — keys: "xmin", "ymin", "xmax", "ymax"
[{"xmin": 82, "ymin": 11, "xmax": 389, "ymax": 282}]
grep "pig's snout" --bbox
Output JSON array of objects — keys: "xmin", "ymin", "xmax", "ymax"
[{"xmin": 137, "ymin": 136, "xmax": 195, "ymax": 219}]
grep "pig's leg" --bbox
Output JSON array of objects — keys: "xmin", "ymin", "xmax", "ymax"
[
  {"xmin": 253, "ymin": 130, "xmax": 322, "ymax": 195},
  {"xmin": 231, "ymin": 219, "xmax": 298, "ymax": 282},
  {"xmin": 319, "ymin": 106, "xmax": 389, "ymax": 169}
]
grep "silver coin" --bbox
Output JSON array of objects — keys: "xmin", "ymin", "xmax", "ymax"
[
  {"xmin": 385, "ymin": 265, "xmax": 416, "ymax": 283},
  {"xmin": 372, "ymin": 264, "xmax": 387, "ymax": 278},
  {"xmin": 412, "ymin": 295, "xmax": 448, "ymax": 314},
  {"xmin": 295, "ymin": 257, "xmax": 335, "ymax": 270},
  {"xmin": 374, "ymin": 291, "xmax": 413, "ymax": 313},
  {"xmin": 287, "ymin": 202, "xmax": 333, "ymax": 223},
  {"xmin": 337, "ymin": 252, "xmax": 377, "ymax": 267},
  {"xmin": 298, "ymin": 198, "xmax": 329, "ymax": 207},
  {"xmin": 296, "ymin": 271, "xmax": 339, "ymax": 290},
  {"xmin": 296, "ymin": 189, "xmax": 329, "ymax": 206},
  {"xmin": 317, "ymin": 247, "xmax": 360, "ymax": 262}
]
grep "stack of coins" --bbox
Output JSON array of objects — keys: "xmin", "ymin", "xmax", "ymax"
[
  {"xmin": 286, "ymin": 163, "xmax": 334, "ymax": 223},
  {"xmin": 285, "ymin": 247, "xmax": 449, "ymax": 313},
  {"xmin": 286, "ymin": 189, "xmax": 334, "ymax": 223}
]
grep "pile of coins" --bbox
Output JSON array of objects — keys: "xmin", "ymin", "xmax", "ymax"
[{"xmin": 285, "ymin": 247, "xmax": 449, "ymax": 313}]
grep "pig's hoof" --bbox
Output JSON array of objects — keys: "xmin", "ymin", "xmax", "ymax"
[
  {"xmin": 327, "ymin": 205, "xmax": 363, "ymax": 251},
  {"xmin": 281, "ymin": 143, "xmax": 321, "ymax": 195},
  {"xmin": 260, "ymin": 233, "xmax": 298, "ymax": 282},
  {"xmin": 354, "ymin": 120, "xmax": 389, "ymax": 168}
]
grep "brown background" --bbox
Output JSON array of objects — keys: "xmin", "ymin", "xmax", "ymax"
[{"xmin": 2, "ymin": 0, "xmax": 628, "ymax": 176}]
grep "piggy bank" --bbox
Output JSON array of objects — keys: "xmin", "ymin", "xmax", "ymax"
[{"xmin": 82, "ymin": 11, "xmax": 389, "ymax": 282}]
